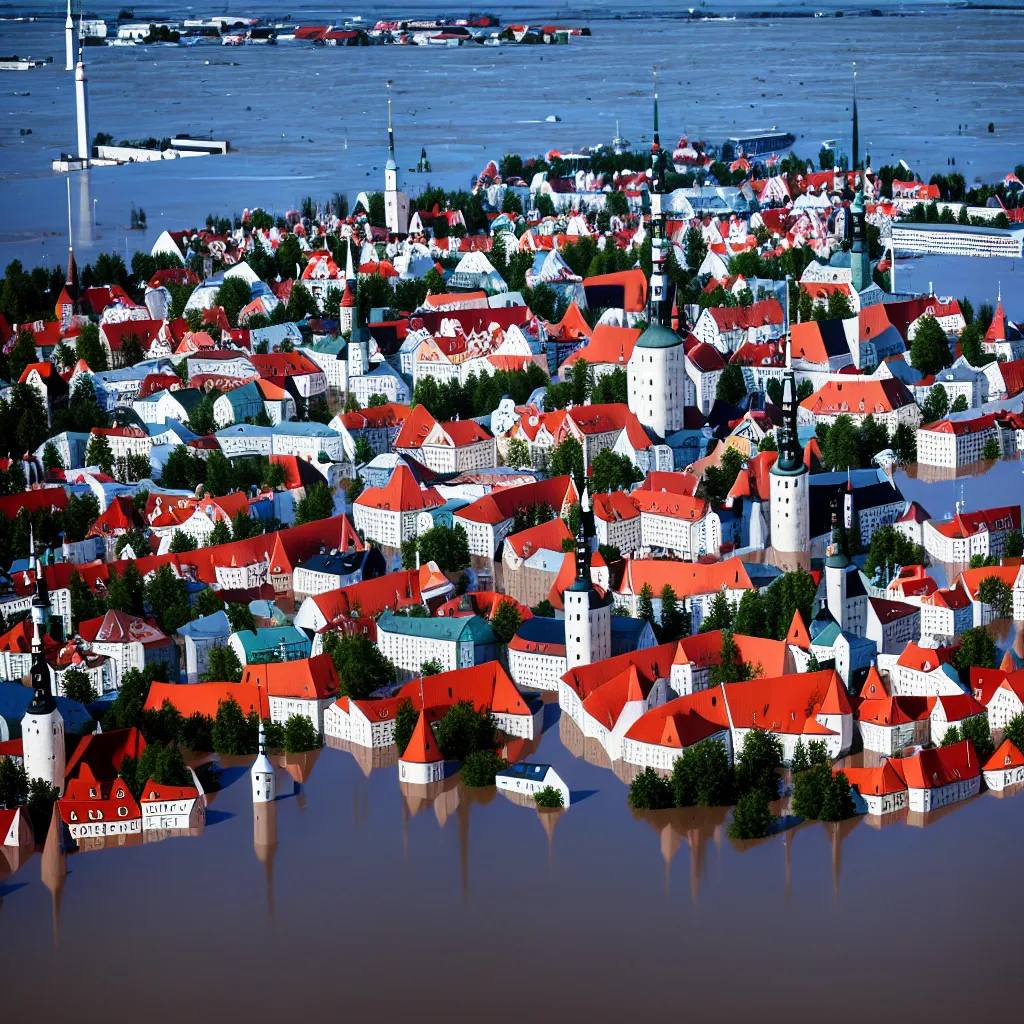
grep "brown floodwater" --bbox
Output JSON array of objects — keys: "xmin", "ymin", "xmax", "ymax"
[
  {"xmin": 2, "ymin": 698, "xmax": 1023, "ymax": 1023},
  {"xmin": 2, "ymin": 440, "xmax": 1021, "ymax": 1023}
]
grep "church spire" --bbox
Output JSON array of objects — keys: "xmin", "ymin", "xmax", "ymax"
[
  {"xmin": 573, "ymin": 484, "xmax": 593, "ymax": 587},
  {"xmin": 386, "ymin": 78, "xmax": 397, "ymax": 172},
  {"xmin": 27, "ymin": 526, "xmax": 55, "ymax": 715}
]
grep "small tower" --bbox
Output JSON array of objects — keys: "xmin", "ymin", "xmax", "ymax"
[
  {"xmin": 769, "ymin": 339, "xmax": 809, "ymax": 555},
  {"xmin": 824, "ymin": 511, "xmax": 851, "ymax": 631},
  {"xmin": 55, "ymin": 180, "xmax": 81, "ymax": 328},
  {"xmin": 339, "ymin": 238, "xmax": 357, "ymax": 337},
  {"xmin": 21, "ymin": 530, "xmax": 65, "ymax": 795},
  {"xmin": 64, "ymin": 0, "xmax": 75, "ymax": 72},
  {"xmin": 251, "ymin": 721, "xmax": 276, "ymax": 803},
  {"xmin": 383, "ymin": 80, "xmax": 409, "ymax": 236},
  {"xmin": 849, "ymin": 63, "xmax": 870, "ymax": 296},
  {"xmin": 563, "ymin": 485, "xmax": 612, "ymax": 668},
  {"xmin": 74, "ymin": 36, "xmax": 90, "ymax": 162},
  {"xmin": 851, "ymin": 62, "xmax": 859, "ymax": 185}
]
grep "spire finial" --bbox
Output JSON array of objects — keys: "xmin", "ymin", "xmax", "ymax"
[
  {"xmin": 386, "ymin": 79, "xmax": 395, "ymax": 157},
  {"xmin": 652, "ymin": 66, "xmax": 659, "ymax": 140},
  {"xmin": 851, "ymin": 61, "xmax": 859, "ymax": 175}
]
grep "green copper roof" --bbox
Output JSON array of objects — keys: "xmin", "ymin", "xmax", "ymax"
[{"xmin": 636, "ymin": 323, "xmax": 683, "ymax": 349}]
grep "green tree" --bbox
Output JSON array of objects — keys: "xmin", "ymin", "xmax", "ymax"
[
  {"xmin": 0, "ymin": 754, "xmax": 29, "ymax": 808},
  {"xmin": 283, "ymin": 713, "xmax": 320, "ymax": 753},
  {"xmin": 42, "ymin": 441, "xmax": 64, "ymax": 473},
  {"xmin": 863, "ymin": 525, "xmax": 925, "ymax": 580},
  {"xmin": 27, "ymin": 779, "xmax": 60, "ymax": 842},
  {"xmin": 791, "ymin": 739, "xmax": 810, "ymax": 773},
  {"xmin": 85, "ymin": 433, "xmax": 115, "ymax": 476},
  {"xmin": 549, "ymin": 437, "xmax": 585, "ymax": 489},
  {"xmin": 977, "ymin": 576, "xmax": 1013, "ymax": 618},
  {"xmin": 982, "ymin": 436, "xmax": 1001, "ymax": 460},
  {"xmin": 734, "ymin": 728, "xmax": 783, "ymax": 802},
  {"xmin": 295, "ymin": 482, "xmax": 335, "ymax": 525},
  {"xmin": 160, "ymin": 444, "xmax": 205, "ymax": 491},
  {"xmin": 959, "ymin": 713, "xmax": 994, "ymax": 763},
  {"xmin": 420, "ymin": 658, "xmax": 444, "ymax": 676},
  {"xmin": 819, "ymin": 769, "xmax": 857, "ymax": 821},
  {"xmin": 144, "ymin": 563, "xmax": 192, "ymax": 633},
  {"xmin": 393, "ymin": 699, "xmax": 419, "ymax": 756},
  {"xmin": 1004, "ymin": 530, "xmax": 1023, "ymax": 559},
  {"xmin": 8, "ymin": 330, "xmax": 38, "ymax": 383},
  {"xmin": 716, "ymin": 363, "xmax": 747, "ymax": 405},
  {"xmin": 710, "ymin": 630, "xmax": 755, "ymax": 685},
  {"xmin": 732, "ymin": 589, "xmax": 765, "ymax": 639},
  {"xmin": 1002, "ymin": 713, "xmax": 1024, "ymax": 752},
  {"xmin": 628, "ymin": 767, "xmax": 675, "ymax": 810},
  {"xmin": 920, "ymin": 383, "xmax": 949, "ymax": 423},
  {"xmin": 212, "ymin": 697, "xmax": 255, "ymax": 755},
  {"xmin": 727, "ymin": 790, "xmax": 776, "ymax": 840},
  {"xmin": 74, "ymin": 322, "xmax": 109, "ymax": 371},
  {"xmin": 105, "ymin": 561, "xmax": 145, "ymax": 617},
  {"xmin": 505, "ymin": 437, "xmax": 532, "ymax": 470},
  {"xmin": 490, "ymin": 598, "xmax": 523, "ymax": 644},
  {"xmin": 591, "ymin": 367, "xmax": 628, "ymax": 405},
  {"xmin": 826, "ymin": 289, "xmax": 854, "ymax": 320},
  {"xmin": 321, "ymin": 631, "xmax": 396, "ymax": 700},
  {"xmin": 910, "ymin": 315, "xmax": 952, "ymax": 376},
  {"xmin": 435, "ymin": 700, "xmax": 496, "ymax": 761},
  {"xmin": 461, "ymin": 749, "xmax": 509, "ymax": 787},
  {"xmin": 202, "ymin": 645, "xmax": 244, "ymax": 683},
  {"xmin": 637, "ymin": 582, "xmax": 656, "ymax": 628},
  {"xmin": 791, "ymin": 762, "xmax": 831, "ymax": 819},
  {"xmin": 954, "ymin": 627, "xmax": 997, "ymax": 677},
  {"xmin": 700, "ymin": 590, "xmax": 735, "ymax": 633},
  {"xmin": 891, "ymin": 422, "xmax": 917, "ymax": 465},
  {"xmin": 209, "ymin": 519, "xmax": 232, "ymax": 547},
  {"xmin": 417, "ymin": 523, "xmax": 471, "ymax": 571},
  {"xmin": 178, "ymin": 712, "xmax": 214, "ymax": 752},
  {"xmin": 684, "ymin": 225, "xmax": 708, "ymax": 273},
  {"xmin": 103, "ymin": 666, "xmax": 153, "ymax": 732},
  {"xmin": 820, "ymin": 414, "xmax": 859, "ymax": 471},
  {"xmin": 531, "ymin": 599, "xmax": 556, "ymax": 618},
  {"xmin": 169, "ymin": 530, "xmax": 197, "ymax": 553},
  {"xmin": 671, "ymin": 738, "xmax": 734, "ymax": 807},
  {"xmin": 658, "ymin": 584, "xmax": 689, "ymax": 642},
  {"xmin": 214, "ymin": 277, "xmax": 253, "ymax": 328},
  {"xmin": 534, "ymin": 786, "xmax": 564, "ymax": 808},
  {"xmin": 591, "ymin": 448, "xmax": 642, "ymax": 495},
  {"xmin": 204, "ymin": 450, "xmax": 236, "ymax": 498}
]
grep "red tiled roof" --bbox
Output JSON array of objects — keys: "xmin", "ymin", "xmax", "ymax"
[
  {"xmin": 890, "ymin": 739, "xmax": 980, "ymax": 789},
  {"xmin": 240, "ymin": 653, "xmax": 339, "ymax": 700}
]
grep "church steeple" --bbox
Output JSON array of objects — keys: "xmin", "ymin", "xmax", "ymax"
[
  {"xmin": 27, "ymin": 527, "xmax": 55, "ymax": 716},
  {"xmin": 647, "ymin": 67, "xmax": 674, "ymax": 330},
  {"xmin": 573, "ymin": 484, "xmax": 594, "ymax": 589}
]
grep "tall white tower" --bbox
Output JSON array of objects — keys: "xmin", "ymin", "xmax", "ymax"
[
  {"xmin": 21, "ymin": 532, "xmax": 65, "ymax": 795},
  {"xmin": 626, "ymin": 68, "xmax": 687, "ymax": 440},
  {"xmin": 769, "ymin": 346, "xmax": 810, "ymax": 555},
  {"xmin": 251, "ymin": 721, "xmax": 276, "ymax": 803},
  {"xmin": 339, "ymin": 238, "xmax": 357, "ymax": 337},
  {"xmin": 564, "ymin": 486, "xmax": 612, "ymax": 668},
  {"xmin": 65, "ymin": 0, "xmax": 75, "ymax": 72},
  {"xmin": 75, "ymin": 41, "xmax": 90, "ymax": 162},
  {"xmin": 383, "ymin": 80, "xmax": 409, "ymax": 235}
]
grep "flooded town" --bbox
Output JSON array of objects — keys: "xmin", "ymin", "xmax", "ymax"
[{"xmin": 1, "ymin": 2, "xmax": 1022, "ymax": 1021}]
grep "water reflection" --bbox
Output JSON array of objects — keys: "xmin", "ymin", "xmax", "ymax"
[{"xmin": 253, "ymin": 799, "xmax": 277, "ymax": 921}]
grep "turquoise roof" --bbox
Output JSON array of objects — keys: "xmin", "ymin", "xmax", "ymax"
[
  {"xmin": 377, "ymin": 611, "xmax": 496, "ymax": 644},
  {"xmin": 636, "ymin": 323, "xmax": 683, "ymax": 349},
  {"xmin": 232, "ymin": 626, "xmax": 310, "ymax": 661}
]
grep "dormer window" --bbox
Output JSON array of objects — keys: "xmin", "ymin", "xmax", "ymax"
[{"xmin": 118, "ymin": 806, "xmax": 128, "ymax": 817}]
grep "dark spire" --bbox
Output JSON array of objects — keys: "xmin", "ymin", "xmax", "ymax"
[
  {"xmin": 27, "ymin": 527, "xmax": 56, "ymax": 715},
  {"xmin": 774, "ymin": 368, "xmax": 803, "ymax": 474},
  {"xmin": 573, "ymin": 485, "xmax": 593, "ymax": 587}
]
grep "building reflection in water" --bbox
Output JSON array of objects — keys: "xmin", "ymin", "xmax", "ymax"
[
  {"xmin": 41, "ymin": 805, "xmax": 66, "ymax": 950},
  {"xmin": 631, "ymin": 806, "xmax": 727, "ymax": 903},
  {"xmin": 253, "ymin": 799, "xmax": 277, "ymax": 921}
]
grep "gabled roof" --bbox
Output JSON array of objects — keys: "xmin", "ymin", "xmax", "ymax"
[
  {"xmin": 354, "ymin": 464, "xmax": 445, "ymax": 513},
  {"xmin": 889, "ymin": 739, "xmax": 980, "ymax": 788},
  {"xmin": 505, "ymin": 516, "xmax": 573, "ymax": 559},
  {"xmin": 984, "ymin": 739, "xmax": 1024, "ymax": 773},
  {"xmin": 400, "ymin": 710, "xmax": 443, "ymax": 765},
  {"xmin": 144, "ymin": 681, "xmax": 270, "ymax": 719},
  {"xmin": 240, "ymin": 653, "xmax": 338, "ymax": 700}
]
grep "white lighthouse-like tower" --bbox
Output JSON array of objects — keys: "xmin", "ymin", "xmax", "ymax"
[
  {"xmin": 74, "ymin": 37, "xmax": 90, "ymax": 162},
  {"xmin": 383, "ymin": 80, "xmax": 409, "ymax": 236},
  {"xmin": 769, "ymin": 341, "xmax": 810, "ymax": 555},
  {"xmin": 251, "ymin": 721, "xmax": 276, "ymax": 803},
  {"xmin": 21, "ymin": 532, "xmax": 65, "ymax": 796},
  {"xmin": 564, "ymin": 486, "xmax": 612, "ymax": 668},
  {"xmin": 65, "ymin": 0, "xmax": 75, "ymax": 72}
]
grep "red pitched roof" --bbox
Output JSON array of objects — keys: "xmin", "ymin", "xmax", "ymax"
[
  {"xmin": 400, "ymin": 710, "xmax": 443, "ymax": 764},
  {"xmin": 890, "ymin": 739, "xmax": 980, "ymax": 789},
  {"xmin": 145, "ymin": 681, "xmax": 270, "ymax": 719},
  {"xmin": 354, "ymin": 464, "xmax": 445, "ymax": 513},
  {"xmin": 240, "ymin": 653, "xmax": 338, "ymax": 700}
]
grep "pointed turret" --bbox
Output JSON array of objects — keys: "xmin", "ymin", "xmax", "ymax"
[
  {"xmin": 769, "ymin": 337, "xmax": 809, "ymax": 554},
  {"xmin": 398, "ymin": 710, "xmax": 444, "ymax": 785},
  {"xmin": 41, "ymin": 803, "xmax": 67, "ymax": 950},
  {"xmin": 383, "ymin": 79, "xmax": 409, "ymax": 235}
]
